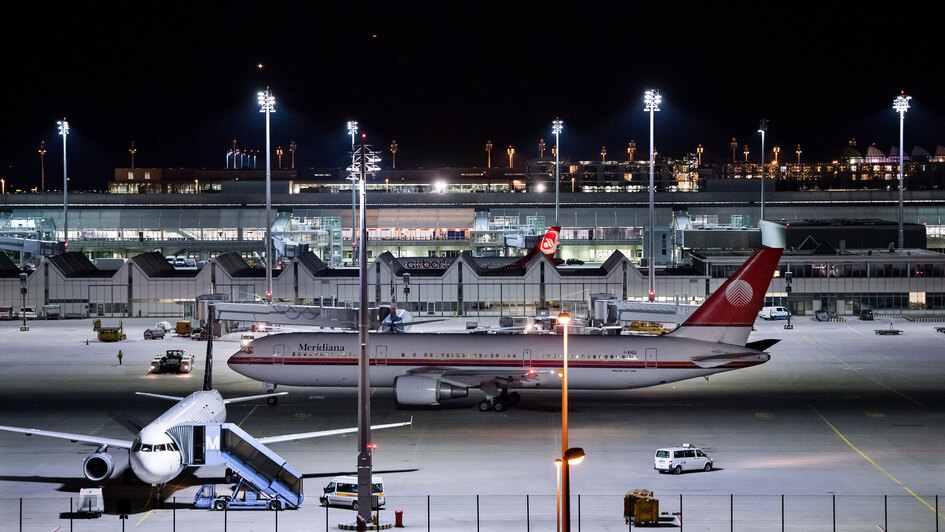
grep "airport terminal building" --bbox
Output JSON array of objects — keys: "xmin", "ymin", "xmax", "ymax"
[{"xmin": 2, "ymin": 173, "xmax": 944, "ymax": 318}]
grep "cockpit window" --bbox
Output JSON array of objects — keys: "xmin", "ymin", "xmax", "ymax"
[
  {"xmin": 140, "ymin": 444, "xmax": 153, "ymax": 452},
  {"xmin": 168, "ymin": 442, "xmax": 178, "ymax": 451},
  {"xmin": 132, "ymin": 438, "xmax": 141, "ymax": 452},
  {"xmin": 154, "ymin": 444, "xmax": 166, "ymax": 452}
]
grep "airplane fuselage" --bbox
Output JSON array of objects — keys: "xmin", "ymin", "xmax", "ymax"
[
  {"xmin": 228, "ymin": 331, "xmax": 769, "ymax": 390},
  {"xmin": 129, "ymin": 390, "xmax": 226, "ymax": 484}
]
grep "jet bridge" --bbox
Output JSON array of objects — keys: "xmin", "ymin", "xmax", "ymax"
[{"xmin": 168, "ymin": 423, "xmax": 303, "ymax": 508}]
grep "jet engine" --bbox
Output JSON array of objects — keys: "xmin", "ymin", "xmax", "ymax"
[
  {"xmin": 83, "ymin": 452, "xmax": 115, "ymax": 482},
  {"xmin": 394, "ymin": 375, "xmax": 467, "ymax": 406}
]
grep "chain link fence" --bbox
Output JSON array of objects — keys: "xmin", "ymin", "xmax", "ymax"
[{"xmin": 3, "ymin": 493, "xmax": 942, "ymax": 531}]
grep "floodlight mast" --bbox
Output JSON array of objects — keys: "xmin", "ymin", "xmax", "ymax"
[
  {"xmin": 552, "ymin": 119, "xmax": 563, "ymax": 226},
  {"xmin": 644, "ymin": 90, "xmax": 660, "ymax": 302},
  {"xmin": 347, "ymin": 121, "xmax": 359, "ymax": 264},
  {"xmin": 354, "ymin": 138, "xmax": 382, "ymax": 525},
  {"xmin": 258, "ymin": 88, "xmax": 275, "ymax": 303},
  {"xmin": 893, "ymin": 93, "xmax": 911, "ymax": 250},
  {"xmin": 57, "ymin": 120, "xmax": 70, "ymax": 246}
]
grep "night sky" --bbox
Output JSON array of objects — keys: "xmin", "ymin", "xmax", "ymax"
[{"xmin": 3, "ymin": 4, "xmax": 944, "ymax": 190}]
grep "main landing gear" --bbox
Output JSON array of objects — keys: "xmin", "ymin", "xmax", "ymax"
[
  {"xmin": 478, "ymin": 391, "xmax": 521, "ymax": 412},
  {"xmin": 266, "ymin": 384, "xmax": 279, "ymax": 405}
]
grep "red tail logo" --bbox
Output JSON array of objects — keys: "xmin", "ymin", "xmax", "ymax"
[
  {"xmin": 539, "ymin": 227, "xmax": 560, "ymax": 256},
  {"xmin": 683, "ymin": 247, "xmax": 783, "ymax": 327}
]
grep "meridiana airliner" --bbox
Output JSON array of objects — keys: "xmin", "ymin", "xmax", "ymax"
[{"xmin": 228, "ymin": 246, "xmax": 783, "ymax": 411}]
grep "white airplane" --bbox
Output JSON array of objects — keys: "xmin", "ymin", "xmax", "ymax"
[
  {"xmin": 0, "ymin": 339, "xmax": 411, "ymax": 485},
  {"xmin": 228, "ymin": 246, "xmax": 783, "ymax": 411}
]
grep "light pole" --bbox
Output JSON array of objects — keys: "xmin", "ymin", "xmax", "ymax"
[
  {"xmin": 600, "ymin": 146, "xmax": 606, "ymax": 162},
  {"xmin": 539, "ymin": 138, "xmax": 546, "ymax": 159},
  {"xmin": 553, "ymin": 119, "xmax": 563, "ymax": 225},
  {"xmin": 57, "ymin": 119, "xmax": 69, "ymax": 245},
  {"xmin": 38, "ymin": 141, "xmax": 46, "ymax": 193},
  {"xmin": 485, "ymin": 140, "xmax": 493, "ymax": 168},
  {"xmin": 507, "ymin": 146, "xmax": 515, "ymax": 168},
  {"xmin": 347, "ymin": 121, "xmax": 358, "ymax": 264},
  {"xmin": 258, "ymin": 87, "xmax": 275, "ymax": 303},
  {"xmin": 390, "ymin": 139, "xmax": 398, "ymax": 169},
  {"xmin": 353, "ymin": 136, "xmax": 382, "ymax": 527},
  {"xmin": 730, "ymin": 138, "xmax": 737, "ymax": 163},
  {"xmin": 357, "ymin": 135, "xmax": 372, "ymax": 525},
  {"xmin": 628, "ymin": 139, "xmax": 636, "ymax": 161},
  {"xmin": 744, "ymin": 145, "xmax": 750, "ymax": 162},
  {"xmin": 796, "ymin": 144, "xmax": 802, "ymax": 165},
  {"xmin": 894, "ymin": 92, "xmax": 911, "ymax": 250},
  {"xmin": 758, "ymin": 119, "xmax": 768, "ymax": 221},
  {"xmin": 644, "ymin": 89, "xmax": 660, "ymax": 302},
  {"xmin": 697, "ymin": 144, "xmax": 703, "ymax": 166},
  {"xmin": 129, "ymin": 141, "xmax": 136, "ymax": 169},
  {"xmin": 289, "ymin": 141, "xmax": 297, "ymax": 170},
  {"xmin": 276, "ymin": 146, "xmax": 283, "ymax": 169},
  {"xmin": 558, "ymin": 311, "xmax": 572, "ymax": 531}
]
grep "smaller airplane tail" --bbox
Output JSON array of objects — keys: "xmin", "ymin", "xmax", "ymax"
[
  {"xmin": 508, "ymin": 226, "xmax": 562, "ymax": 269},
  {"xmin": 670, "ymin": 246, "xmax": 783, "ymax": 346}
]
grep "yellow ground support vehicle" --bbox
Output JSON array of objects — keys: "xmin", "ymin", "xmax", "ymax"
[
  {"xmin": 97, "ymin": 321, "xmax": 126, "ymax": 342},
  {"xmin": 175, "ymin": 321, "xmax": 192, "ymax": 336},
  {"xmin": 625, "ymin": 321, "xmax": 673, "ymax": 335}
]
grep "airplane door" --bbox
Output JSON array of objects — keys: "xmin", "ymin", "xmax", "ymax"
[
  {"xmin": 523, "ymin": 348, "xmax": 532, "ymax": 367},
  {"xmin": 645, "ymin": 348, "xmax": 657, "ymax": 368},
  {"xmin": 273, "ymin": 344, "xmax": 285, "ymax": 365},
  {"xmin": 374, "ymin": 345, "xmax": 388, "ymax": 366}
]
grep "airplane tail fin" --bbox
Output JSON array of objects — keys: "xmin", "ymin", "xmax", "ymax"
[
  {"xmin": 669, "ymin": 246, "xmax": 783, "ymax": 346},
  {"xmin": 507, "ymin": 226, "xmax": 562, "ymax": 269},
  {"xmin": 203, "ymin": 304, "xmax": 215, "ymax": 391},
  {"xmin": 538, "ymin": 226, "xmax": 561, "ymax": 258}
]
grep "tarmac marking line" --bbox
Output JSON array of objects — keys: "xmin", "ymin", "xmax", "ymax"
[
  {"xmin": 804, "ymin": 336, "xmax": 922, "ymax": 406},
  {"xmin": 811, "ymin": 406, "xmax": 944, "ymax": 520},
  {"xmin": 135, "ymin": 509, "xmax": 154, "ymax": 526},
  {"xmin": 237, "ymin": 405, "xmax": 259, "ymax": 428},
  {"xmin": 846, "ymin": 326, "xmax": 864, "ymax": 336}
]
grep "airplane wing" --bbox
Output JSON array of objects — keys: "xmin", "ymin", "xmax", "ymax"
[
  {"xmin": 406, "ymin": 366, "xmax": 542, "ymax": 389},
  {"xmin": 690, "ymin": 352, "xmax": 766, "ymax": 369},
  {"xmin": 136, "ymin": 392, "xmax": 184, "ymax": 401},
  {"xmin": 223, "ymin": 392, "xmax": 287, "ymax": 404},
  {"xmin": 0, "ymin": 424, "xmax": 134, "ymax": 449},
  {"xmin": 255, "ymin": 419, "xmax": 412, "ymax": 445}
]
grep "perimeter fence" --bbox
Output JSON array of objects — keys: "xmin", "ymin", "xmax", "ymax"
[{"xmin": 2, "ymin": 493, "xmax": 943, "ymax": 531}]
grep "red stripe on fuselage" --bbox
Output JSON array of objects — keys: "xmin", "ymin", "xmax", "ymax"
[{"xmin": 227, "ymin": 356, "xmax": 765, "ymax": 370}]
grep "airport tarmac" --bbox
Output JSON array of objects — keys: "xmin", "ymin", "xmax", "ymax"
[{"xmin": 0, "ymin": 316, "xmax": 943, "ymax": 530}]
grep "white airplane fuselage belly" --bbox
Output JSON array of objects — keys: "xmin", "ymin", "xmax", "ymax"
[{"xmin": 229, "ymin": 332, "xmax": 767, "ymax": 390}]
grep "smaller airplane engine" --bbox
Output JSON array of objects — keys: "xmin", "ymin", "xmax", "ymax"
[
  {"xmin": 83, "ymin": 452, "xmax": 115, "ymax": 482},
  {"xmin": 394, "ymin": 375, "xmax": 467, "ymax": 406}
]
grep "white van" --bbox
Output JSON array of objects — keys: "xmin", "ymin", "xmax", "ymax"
[
  {"xmin": 758, "ymin": 306, "xmax": 789, "ymax": 320},
  {"xmin": 654, "ymin": 444, "xmax": 713, "ymax": 474},
  {"xmin": 15, "ymin": 307, "xmax": 37, "ymax": 319},
  {"xmin": 319, "ymin": 475, "xmax": 385, "ymax": 510}
]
